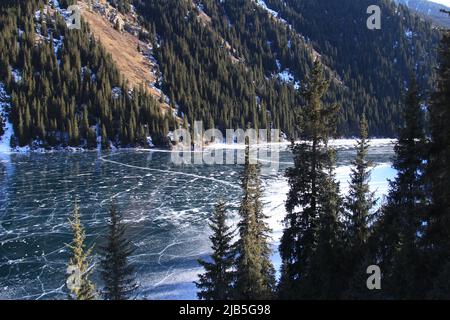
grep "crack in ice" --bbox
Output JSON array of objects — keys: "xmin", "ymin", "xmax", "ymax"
[{"xmin": 99, "ymin": 154, "xmax": 240, "ymax": 190}]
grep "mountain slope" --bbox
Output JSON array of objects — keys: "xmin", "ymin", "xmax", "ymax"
[
  {"xmin": 0, "ymin": 0, "xmax": 443, "ymax": 150},
  {"xmin": 134, "ymin": 0, "xmax": 439, "ymax": 136},
  {"xmin": 0, "ymin": 0, "xmax": 175, "ymax": 150},
  {"xmin": 395, "ymin": 0, "xmax": 450, "ymax": 27},
  {"xmin": 244, "ymin": 0, "xmax": 439, "ymax": 134},
  {"xmin": 77, "ymin": 1, "xmax": 174, "ymax": 114}
]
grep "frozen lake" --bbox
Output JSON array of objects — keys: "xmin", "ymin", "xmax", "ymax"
[{"xmin": 0, "ymin": 140, "xmax": 396, "ymax": 299}]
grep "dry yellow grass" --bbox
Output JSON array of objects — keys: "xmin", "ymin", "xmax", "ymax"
[{"xmin": 77, "ymin": 1, "xmax": 172, "ymax": 114}]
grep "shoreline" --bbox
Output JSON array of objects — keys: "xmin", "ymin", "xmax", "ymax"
[{"xmin": 0, "ymin": 138, "xmax": 396, "ymax": 155}]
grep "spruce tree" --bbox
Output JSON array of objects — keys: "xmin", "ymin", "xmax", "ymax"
[
  {"xmin": 344, "ymin": 115, "xmax": 376, "ymax": 267},
  {"xmin": 342, "ymin": 115, "xmax": 378, "ymax": 298},
  {"xmin": 66, "ymin": 204, "xmax": 96, "ymax": 300},
  {"xmin": 234, "ymin": 146, "xmax": 276, "ymax": 300},
  {"xmin": 424, "ymin": 12, "xmax": 450, "ymax": 298},
  {"xmin": 426, "ymin": 12, "xmax": 450, "ymax": 245},
  {"xmin": 0, "ymin": 1, "xmax": 169, "ymax": 150},
  {"xmin": 373, "ymin": 79, "xmax": 428, "ymax": 299},
  {"xmin": 278, "ymin": 60, "xmax": 340, "ymax": 299},
  {"xmin": 428, "ymin": 261, "xmax": 450, "ymax": 299},
  {"xmin": 100, "ymin": 203, "xmax": 137, "ymax": 300},
  {"xmin": 195, "ymin": 200, "xmax": 235, "ymax": 300},
  {"xmin": 304, "ymin": 149, "xmax": 345, "ymax": 299}
]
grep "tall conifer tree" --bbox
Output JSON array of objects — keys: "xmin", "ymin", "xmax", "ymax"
[
  {"xmin": 342, "ymin": 115, "xmax": 378, "ymax": 298},
  {"xmin": 304, "ymin": 149, "xmax": 345, "ymax": 299},
  {"xmin": 279, "ymin": 61, "xmax": 340, "ymax": 299},
  {"xmin": 100, "ymin": 203, "xmax": 137, "ymax": 300},
  {"xmin": 426, "ymin": 12, "xmax": 450, "ymax": 249},
  {"xmin": 234, "ymin": 146, "xmax": 276, "ymax": 300},
  {"xmin": 344, "ymin": 115, "xmax": 376, "ymax": 266},
  {"xmin": 374, "ymin": 79, "xmax": 427, "ymax": 299},
  {"xmin": 196, "ymin": 200, "xmax": 235, "ymax": 300},
  {"xmin": 425, "ymin": 12, "xmax": 450, "ymax": 298}
]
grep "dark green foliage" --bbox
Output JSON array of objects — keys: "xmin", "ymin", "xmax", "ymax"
[
  {"xmin": 345, "ymin": 116, "xmax": 376, "ymax": 264},
  {"xmin": 263, "ymin": 0, "xmax": 439, "ymax": 136},
  {"xmin": 0, "ymin": 0, "xmax": 171, "ymax": 149},
  {"xmin": 279, "ymin": 61, "xmax": 343, "ymax": 299},
  {"xmin": 100, "ymin": 203, "xmax": 137, "ymax": 300},
  {"xmin": 3, "ymin": 0, "xmax": 450, "ymax": 300},
  {"xmin": 342, "ymin": 115, "xmax": 379, "ymax": 297},
  {"xmin": 428, "ymin": 262, "xmax": 450, "ymax": 299},
  {"xmin": 425, "ymin": 25, "xmax": 450, "ymax": 248},
  {"xmin": 234, "ymin": 147, "xmax": 276, "ymax": 300},
  {"xmin": 195, "ymin": 200, "xmax": 235, "ymax": 300},
  {"xmin": 360, "ymin": 11, "xmax": 450, "ymax": 297},
  {"xmin": 109, "ymin": 0, "xmax": 132, "ymax": 14},
  {"xmin": 304, "ymin": 151, "xmax": 345, "ymax": 299},
  {"xmin": 133, "ymin": 0, "xmax": 438, "ymax": 138},
  {"xmin": 373, "ymin": 79, "xmax": 428, "ymax": 299},
  {"xmin": 0, "ymin": 0, "xmax": 441, "ymax": 148},
  {"xmin": 424, "ymin": 13, "xmax": 450, "ymax": 297},
  {"xmin": 342, "ymin": 256, "xmax": 383, "ymax": 300},
  {"xmin": 134, "ymin": 0, "xmax": 297, "ymax": 135}
]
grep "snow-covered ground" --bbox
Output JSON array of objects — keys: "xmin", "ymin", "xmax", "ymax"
[
  {"xmin": 253, "ymin": 0, "xmax": 288, "ymax": 25},
  {"xmin": 276, "ymin": 69, "xmax": 301, "ymax": 89},
  {"xmin": 0, "ymin": 83, "xmax": 13, "ymax": 154},
  {"xmin": 11, "ymin": 69, "xmax": 22, "ymax": 83},
  {"xmin": 204, "ymin": 138, "xmax": 395, "ymax": 150}
]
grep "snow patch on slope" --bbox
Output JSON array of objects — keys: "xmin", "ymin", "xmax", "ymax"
[
  {"xmin": 405, "ymin": 29, "xmax": 414, "ymax": 39},
  {"xmin": 51, "ymin": 0, "xmax": 60, "ymax": 10},
  {"xmin": 11, "ymin": 69, "xmax": 22, "ymax": 83},
  {"xmin": 253, "ymin": 0, "xmax": 289, "ymax": 25},
  {"xmin": 0, "ymin": 83, "xmax": 13, "ymax": 153},
  {"xmin": 277, "ymin": 70, "xmax": 301, "ymax": 89},
  {"xmin": 274, "ymin": 60, "xmax": 300, "ymax": 89},
  {"xmin": 254, "ymin": 0, "xmax": 280, "ymax": 17}
]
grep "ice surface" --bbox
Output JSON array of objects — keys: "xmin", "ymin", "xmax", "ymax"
[{"xmin": 0, "ymin": 142, "xmax": 396, "ymax": 299}]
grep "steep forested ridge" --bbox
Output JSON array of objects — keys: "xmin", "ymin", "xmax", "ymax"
[
  {"xmin": 262, "ymin": 0, "xmax": 439, "ymax": 132},
  {"xmin": 132, "ymin": 0, "xmax": 440, "ymax": 137},
  {"xmin": 134, "ymin": 0, "xmax": 305, "ymax": 136},
  {"xmin": 0, "ymin": 0, "xmax": 174, "ymax": 150},
  {"xmin": 0, "ymin": 0, "xmax": 441, "ymax": 150}
]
